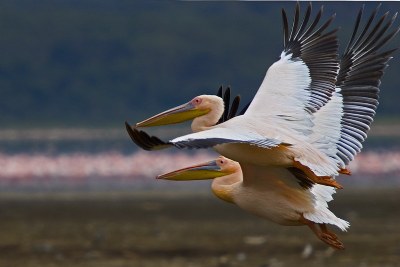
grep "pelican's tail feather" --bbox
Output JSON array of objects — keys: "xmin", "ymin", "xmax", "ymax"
[
  {"xmin": 304, "ymin": 206, "xmax": 350, "ymax": 232},
  {"xmin": 305, "ymin": 184, "xmax": 350, "ymax": 231}
]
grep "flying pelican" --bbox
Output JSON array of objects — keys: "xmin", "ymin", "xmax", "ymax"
[
  {"xmin": 128, "ymin": 4, "xmax": 399, "ymax": 187},
  {"xmin": 157, "ymin": 155, "xmax": 349, "ymax": 249},
  {"xmin": 131, "ymin": 3, "xmax": 344, "ymax": 188},
  {"xmin": 125, "ymin": 4, "xmax": 398, "ymax": 250}
]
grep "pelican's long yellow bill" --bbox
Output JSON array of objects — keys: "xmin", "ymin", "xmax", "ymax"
[
  {"xmin": 136, "ymin": 102, "xmax": 209, "ymax": 127},
  {"xmin": 157, "ymin": 160, "xmax": 229, "ymax": 181}
]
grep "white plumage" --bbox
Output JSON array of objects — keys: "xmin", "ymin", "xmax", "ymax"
[
  {"xmin": 126, "ymin": 3, "xmax": 399, "ymax": 250},
  {"xmin": 245, "ymin": 52, "xmax": 314, "ymax": 136}
]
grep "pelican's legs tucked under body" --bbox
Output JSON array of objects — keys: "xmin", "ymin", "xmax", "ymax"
[{"xmin": 158, "ymin": 156, "xmax": 349, "ymax": 250}]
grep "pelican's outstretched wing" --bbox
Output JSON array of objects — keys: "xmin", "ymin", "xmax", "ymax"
[
  {"xmin": 126, "ymin": 122, "xmax": 286, "ymax": 151},
  {"xmin": 171, "ymin": 127, "xmax": 286, "ymax": 149},
  {"xmin": 245, "ymin": 3, "xmax": 339, "ymax": 136},
  {"xmin": 310, "ymin": 5, "xmax": 399, "ymax": 168}
]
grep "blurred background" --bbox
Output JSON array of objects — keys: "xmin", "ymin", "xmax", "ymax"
[{"xmin": 1, "ymin": 1, "xmax": 400, "ymax": 266}]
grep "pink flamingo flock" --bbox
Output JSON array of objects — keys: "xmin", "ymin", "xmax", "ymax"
[{"xmin": 0, "ymin": 151, "xmax": 399, "ymax": 188}]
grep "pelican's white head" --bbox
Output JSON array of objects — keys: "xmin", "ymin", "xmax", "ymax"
[
  {"xmin": 157, "ymin": 156, "xmax": 241, "ymax": 203},
  {"xmin": 136, "ymin": 95, "xmax": 224, "ymax": 132}
]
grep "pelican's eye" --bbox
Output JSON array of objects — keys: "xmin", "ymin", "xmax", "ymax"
[
  {"xmin": 219, "ymin": 159, "xmax": 225, "ymax": 165},
  {"xmin": 191, "ymin": 97, "xmax": 202, "ymax": 106}
]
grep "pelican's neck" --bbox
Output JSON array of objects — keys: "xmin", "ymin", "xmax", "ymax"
[
  {"xmin": 191, "ymin": 101, "xmax": 224, "ymax": 132},
  {"xmin": 211, "ymin": 174, "xmax": 241, "ymax": 204}
]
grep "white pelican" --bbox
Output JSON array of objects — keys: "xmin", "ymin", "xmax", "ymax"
[
  {"xmin": 157, "ymin": 156, "xmax": 349, "ymax": 250},
  {"xmin": 133, "ymin": 3, "xmax": 344, "ymax": 188},
  {"xmin": 129, "ymin": 4, "xmax": 399, "ymax": 188}
]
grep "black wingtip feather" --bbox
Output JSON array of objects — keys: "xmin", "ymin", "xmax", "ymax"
[
  {"xmin": 125, "ymin": 121, "xmax": 136, "ymax": 142},
  {"xmin": 344, "ymin": 6, "xmax": 364, "ymax": 54},
  {"xmin": 223, "ymin": 87, "xmax": 231, "ymax": 122},
  {"xmin": 217, "ymin": 85, "xmax": 223, "ymax": 98},
  {"xmin": 216, "ymin": 86, "xmax": 244, "ymax": 124},
  {"xmin": 300, "ymin": 5, "xmax": 323, "ymax": 41},
  {"xmin": 372, "ymin": 26, "xmax": 400, "ymax": 53},
  {"xmin": 228, "ymin": 96, "xmax": 241, "ymax": 120},
  {"xmin": 355, "ymin": 11, "xmax": 390, "ymax": 54},
  {"xmin": 282, "ymin": 8, "xmax": 289, "ymax": 48},
  {"xmin": 125, "ymin": 121, "xmax": 170, "ymax": 151},
  {"xmin": 289, "ymin": 2, "xmax": 300, "ymax": 42},
  {"xmin": 294, "ymin": 2, "xmax": 312, "ymax": 40},
  {"xmin": 304, "ymin": 13, "xmax": 335, "ymax": 43},
  {"xmin": 349, "ymin": 4, "xmax": 381, "ymax": 53},
  {"xmin": 125, "ymin": 121, "xmax": 147, "ymax": 149}
]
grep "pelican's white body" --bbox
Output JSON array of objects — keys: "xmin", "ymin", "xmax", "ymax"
[{"xmin": 212, "ymin": 162, "xmax": 349, "ymax": 230}]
